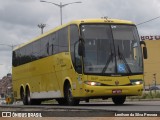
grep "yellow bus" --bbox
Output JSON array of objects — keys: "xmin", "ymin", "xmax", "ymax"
[{"xmin": 12, "ymin": 18, "xmax": 147, "ymax": 105}]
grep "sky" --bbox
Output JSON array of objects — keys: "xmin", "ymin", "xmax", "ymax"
[{"xmin": 0, "ymin": 0, "xmax": 160, "ymax": 79}]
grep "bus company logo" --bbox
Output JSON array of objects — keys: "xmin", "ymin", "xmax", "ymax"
[
  {"xmin": 115, "ymin": 80, "xmax": 119, "ymax": 86},
  {"xmin": 2, "ymin": 112, "xmax": 42, "ymax": 117},
  {"xmin": 141, "ymin": 35, "xmax": 160, "ymax": 40},
  {"xmin": 2, "ymin": 112, "xmax": 11, "ymax": 117}
]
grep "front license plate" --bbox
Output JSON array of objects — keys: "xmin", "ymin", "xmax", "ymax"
[{"xmin": 112, "ymin": 89, "xmax": 122, "ymax": 94}]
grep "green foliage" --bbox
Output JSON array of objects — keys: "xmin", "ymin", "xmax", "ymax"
[
  {"xmin": 152, "ymin": 91, "xmax": 160, "ymax": 98},
  {"xmin": 146, "ymin": 91, "xmax": 160, "ymax": 98},
  {"xmin": 128, "ymin": 91, "xmax": 160, "ymax": 100}
]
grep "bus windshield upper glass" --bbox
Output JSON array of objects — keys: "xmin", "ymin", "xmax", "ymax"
[{"xmin": 81, "ymin": 24, "xmax": 143, "ymax": 75}]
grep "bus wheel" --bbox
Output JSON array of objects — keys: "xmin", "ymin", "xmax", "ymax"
[
  {"xmin": 20, "ymin": 88, "xmax": 27, "ymax": 105},
  {"xmin": 26, "ymin": 88, "xmax": 41, "ymax": 105},
  {"xmin": 64, "ymin": 83, "xmax": 80, "ymax": 106},
  {"xmin": 23, "ymin": 95, "xmax": 28, "ymax": 105},
  {"xmin": 112, "ymin": 96, "xmax": 126, "ymax": 105},
  {"xmin": 26, "ymin": 88, "xmax": 31, "ymax": 105}
]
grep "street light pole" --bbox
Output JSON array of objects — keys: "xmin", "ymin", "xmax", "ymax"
[
  {"xmin": 60, "ymin": 2, "xmax": 62, "ymax": 25},
  {"xmin": 40, "ymin": 0, "xmax": 82, "ymax": 25},
  {"xmin": 0, "ymin": 44, "xmax": 20, "ymax": 51},
  {"xmin": 153, "ymin": 73, "xmax": 157, "ymax": 93},
  {"xmin": 38, "ymin": 24, "xmax": 46, "ymax": 34},
  {"xmin": 0, "ymin": 44, "xmax": 14, "ymax": 51},
  {"xmin": 0, "ymin": 44, "xmax": 20, "ymax": 79}
]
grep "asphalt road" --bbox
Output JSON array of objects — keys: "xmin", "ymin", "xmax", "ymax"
[
  {"xmin": 0, "ymin": 100, "xmax": 160, "ymax": 117},
  {"xmin": 79, "ymin": 100, "xmax": 160, "ymax": 111},
  {"xmin": 1, "ymin": 100, "xmax": 160, "ymax": 111}
]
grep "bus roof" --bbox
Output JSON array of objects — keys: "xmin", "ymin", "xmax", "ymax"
[{"xmin": 14, "ymin": 18, "xmax": 134, "ymax": 51}]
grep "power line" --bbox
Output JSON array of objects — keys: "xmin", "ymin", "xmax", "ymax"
[{"xmin": 137, "ymin": 15, "xmax": 160, "ymax": 26}]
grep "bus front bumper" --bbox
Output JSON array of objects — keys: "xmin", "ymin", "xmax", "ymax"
[{"xmin": 82, "ymin": 84, "xmax": 143, "ymax": 97}]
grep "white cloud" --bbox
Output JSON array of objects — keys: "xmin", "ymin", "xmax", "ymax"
[
  {"xmin": 0, "ymin": 51, "xmax": 12, "ymax": 78},
  {"xmin": 0, "ymin": 0, "xmax": 160, "ymax": 78}
]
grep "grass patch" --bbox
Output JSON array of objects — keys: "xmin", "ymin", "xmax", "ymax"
[
  {"xmin": 142, "ymin": 91, "xmax": 160, "ymax": 99},
  {"xmin": 128, "ymin": 91, "xmax": 160, "ymax": 100}
]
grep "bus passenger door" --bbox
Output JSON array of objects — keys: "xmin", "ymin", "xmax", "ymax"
[
  {"xmin": 72, "ymin": 40, "xmax": 85, "ymax": 97},
  {"xmin": 70, "ymin": 25, "xmax": 84, "ymax": 97}
]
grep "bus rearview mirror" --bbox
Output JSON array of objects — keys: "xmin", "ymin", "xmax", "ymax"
[
  {"xmin": 78, "ymin": 42, "xmax": 85, "ymax": 57},
  {"xmin": 140, "ymin": 41, "xmax": 148, "ymax": 59},
  {"xmin": 143, "ymin": 47, "xmax": 147, "ymax": 59}
]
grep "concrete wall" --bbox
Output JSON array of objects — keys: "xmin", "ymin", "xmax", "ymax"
[{"xmin": 144, "ymin": 40, "xmax": 160, "ymax": 88}]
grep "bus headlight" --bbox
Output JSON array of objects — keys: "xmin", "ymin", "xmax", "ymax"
[
  {"xmin": 130, "ymin": 80, "xmax": 143, "ymax": 85},
  {"xmin": 84, "ymin": 81, "xmax": 102, "ymax": 86}
]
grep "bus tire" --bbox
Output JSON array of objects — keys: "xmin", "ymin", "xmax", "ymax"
[
  {"xmin": 112, "ymin": 96, "xmax": 126, "ymax": 105},
  {"xmin": 26, "ymin": 88, "xmax": 41, "ymax": 105},
  {"xmin": 20, "ymin": 88, "xmax": 27, "ymax": 105},
  {"xmin": 64, "ymin": 83, "xmax": 80, "ymax": 106},
  {"xmin": 26, "ymin": 88, "xmax": 31, "ymax": 105},
  {"xmin": 23, "ymin": 95, "xmax": 28, "ymax": 105}
]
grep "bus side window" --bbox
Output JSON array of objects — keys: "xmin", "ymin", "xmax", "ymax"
[
  {"xmin": 40, "ymin": 37, "xmax": 49, "ymax": 58},
  {"xmin": 25, "ymin": 44, "xmax": 32, "ymax": 63},
  {"xmin": 32, "ymin": 41, "xmax": 41, "ymax": 60},
  {"xmin": 75, "ymin": 42, "xmax": 82, "ymax": 73},
  {"xmin": 20, "ymin": 47, "xmax": 26, "ymax": 65},
  {"xmin": 70, "ymin": 25, "xmax": 82, "ymax": 73},
  {"xmin": 12, "ymin": 51, "xmax": 16, "ymax": 66},
  {"xmin": 59, "ymin": 27, "xmax": 68, "ymax": 52},
  {"xmin": 50, "ymin": 32, "xmax": 59, "ymax": 55}
]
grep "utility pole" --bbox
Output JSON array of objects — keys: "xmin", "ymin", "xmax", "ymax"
[
  {"xmin": 38, "ymin": 24, "xmax": 46, "ymax": 34},
  {"xmin": 40, "ymin": 0, "xmax": 82, "ymax": 25},
  {"xmin": 153, "ymin": 73, "xmax": 157, "ymax": 93}
]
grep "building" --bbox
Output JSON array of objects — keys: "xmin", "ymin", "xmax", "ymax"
[
  {"xmin": 0, "ymin": 74, "xmax": 12, "ymax": 98},
  {"xmin": 143, "ymin": 40, "xmax": 160, "ymax": 89}
]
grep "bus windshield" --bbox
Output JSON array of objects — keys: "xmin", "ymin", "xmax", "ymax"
[{"xmin": 81, "ymin": 24, "xmax": 143, "ymax": 75}]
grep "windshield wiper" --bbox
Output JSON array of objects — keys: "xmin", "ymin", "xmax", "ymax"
[
  {"xmin": 102, "ymin": 47, "xmax": 114, "ymax": 74},
  {"xmin": 117, "ymin": 46, "xmax": 132, "ymax": 73}
]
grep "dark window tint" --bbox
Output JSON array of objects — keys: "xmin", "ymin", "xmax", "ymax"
[
  {"xmin": 20, "ymin": 47, "xmax": 26, "ymax": 65},
  {"xmin": 12, "ymin": 50, "xmax": 20, "ymax": 67},
  {"xmin": 49, "ymin": 32, "xmax": 59, "ymax": 55},
  {"xmin": 70, "ymin": 25, "xmax": 79, "ymax": 65},
  {"xmin": 40, "ymin": 37, "xmax": 49, "ymax": 58},
  {"xmin": 13, "ymin": 26, "xmax": 70, "ymax": 67},
  {"xmin": 58, "ymin": 27, "xmax": 68, "ymax": 52},
  {"xmin": 32, "ymin": 41, "xmax": 41, "ymax": 60},
  {"xmin": 25, "ymin": 44, "xmax": 32, "ymax": 63}
]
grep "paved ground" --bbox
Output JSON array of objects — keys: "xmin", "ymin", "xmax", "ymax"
[
  {"xmin": 1, "ymin": 100, "xmax": 160, "ymax": 111},
  {"xmin": 0, "ymin": 117, "xmax": 160, "ymax": 120},
  {"xmin": 79, "ymin": 100, "xmax": 160, "ymax": 111},
  {"xmin": 0, "ymin": 100, "xmax": 160, "ymax": 119}
]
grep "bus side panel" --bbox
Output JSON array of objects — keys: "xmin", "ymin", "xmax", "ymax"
[
  {"xmin": 54, "ymin": 52, "xmax": 86, "ymax": 98},
  {"xmin": 13, "ymin": 55, "xmax": 62, "ymax": 100}
]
